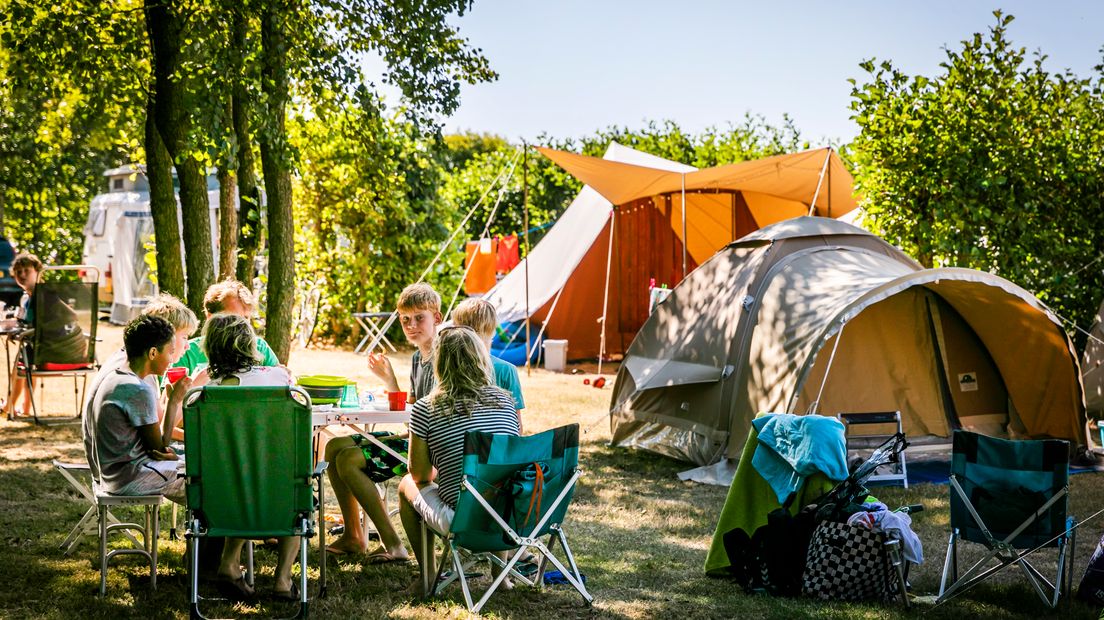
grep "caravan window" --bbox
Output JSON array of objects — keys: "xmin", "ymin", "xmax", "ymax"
[{"xmin": 85, "ymin": 209, "xmax": 107, "ymax": 237}]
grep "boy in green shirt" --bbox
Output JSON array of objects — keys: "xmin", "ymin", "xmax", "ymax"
[{"xmin": 177, "ymin": 280, "xmax": 280, "ymax": 374}]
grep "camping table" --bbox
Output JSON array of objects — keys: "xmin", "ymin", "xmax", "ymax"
[
  {"xmin": 311, "ymin": 404, "xmax": 411, "ymax": 464},
  {"xmin": 312, "ymin": 404, "xmax": 411, "ymax": 541},
  {"xmin": 352, "ymin": 312, "xmax": 397, "ymax": 355}
]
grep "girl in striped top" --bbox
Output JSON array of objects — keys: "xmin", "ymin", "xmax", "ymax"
[{"xmin": 398, "ymin": 326, "xmax": 519, "ymax": 583}]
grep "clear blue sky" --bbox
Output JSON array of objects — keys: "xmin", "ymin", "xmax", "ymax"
[{"xmin": 429, "ymin": 0, "xmax": 1103, "ymax": 145}]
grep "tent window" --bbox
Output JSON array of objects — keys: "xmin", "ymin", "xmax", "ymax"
[{"xmin": 85, "ymin": 209, "xmax": 107, "ymax": 237}]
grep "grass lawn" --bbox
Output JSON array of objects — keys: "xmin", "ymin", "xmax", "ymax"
[{"xmin": 1, "ymin": 322, "xmax": 1102, "ymax": 619}]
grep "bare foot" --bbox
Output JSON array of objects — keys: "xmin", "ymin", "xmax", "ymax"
[{"xmin": 325, "ymin": 534, "xmax": 367, "ymax": 556}]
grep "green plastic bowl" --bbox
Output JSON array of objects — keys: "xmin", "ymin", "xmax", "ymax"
[{"xmin": 297, "ymin": 375, "xmax": 353, "ymax": 405}]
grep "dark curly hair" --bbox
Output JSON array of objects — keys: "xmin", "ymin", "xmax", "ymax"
[
  {"xmin": 202, "ymin": 313, "xmax": 260, "ymax": 380},
  {"xmin": 124, "ymin": 315, "xmax": 175, "ymax": 362}
]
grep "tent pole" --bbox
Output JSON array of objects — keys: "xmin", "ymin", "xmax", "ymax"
[
  {"xmin": 680, "ymin": 173, "xmax": 687, "ymax": 279},
  {"xmin": 598, "ymin": 210, "xmax": 615, "ymax": 375},
  {"xmin": 808, "ymin": 320, "xmax": 846, "ymax": 416},
  {"xmin": 523, "ymin": 143, "xmax": 531, "ymax": 377},
  {"xmin": 807, "ymin": 148, "xmax": 833, "ymax": 217}
]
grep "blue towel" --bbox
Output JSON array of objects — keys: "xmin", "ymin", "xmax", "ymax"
[{"xmin": 751, "ymin": 413, "xmax": 848, "ymax": 503}]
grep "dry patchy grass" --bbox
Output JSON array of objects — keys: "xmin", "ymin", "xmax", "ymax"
[{"xmin": 1, "ymin": 322, "xmax": 1102, "ymax": 618}]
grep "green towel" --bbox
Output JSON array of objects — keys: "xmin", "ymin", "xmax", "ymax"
[{"xmin": 704, "ymin": 415, "xmax": 836, "ymax": 576}]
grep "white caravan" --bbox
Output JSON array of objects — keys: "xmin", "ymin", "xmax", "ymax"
[{"xmin": 82, "ymin": 164, "xmax": 223, "ymax": 323}]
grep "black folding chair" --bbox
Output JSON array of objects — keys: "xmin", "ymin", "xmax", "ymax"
[{"xmin": 19, "ymin": 265, "xmax": 99, "ymax": 424}]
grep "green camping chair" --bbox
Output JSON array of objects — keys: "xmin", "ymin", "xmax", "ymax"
[
  {"xmin": 421, "ymin": 423, "xmax": 592, "ymax": 613},
  {"xmin": 183, "ymin": 386, "xmax": 327, "ymax": 619},
  {"xmin": 938, "ymin": 430, "xmax": 1075, "ymax": 608}
]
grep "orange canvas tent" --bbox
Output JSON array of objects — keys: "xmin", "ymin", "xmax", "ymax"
[{"xmin": 485, "ymin": 143, "xmax": 859, "ymax": 361}]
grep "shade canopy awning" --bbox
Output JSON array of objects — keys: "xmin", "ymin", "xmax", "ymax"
[{"xmin": 536, "ymin": 146, "xmax": 858, "ymax": 217}]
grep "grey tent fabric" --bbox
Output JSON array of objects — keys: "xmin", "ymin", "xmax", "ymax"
[{"xmin": 610, "ymin": 217, "xmax": 1086, "ymax": 467}]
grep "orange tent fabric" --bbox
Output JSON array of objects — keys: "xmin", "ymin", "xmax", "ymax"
[
  {"xmin": 464, "ymin": 240, "xmax": 498, "ymax": 295},
  {"xmin": 536, "ymin": 146, "xmax": 857, "ymax": 218}
]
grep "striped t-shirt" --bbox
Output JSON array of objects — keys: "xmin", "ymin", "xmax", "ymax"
[{"xmin": 410, "ymin": 385, "xmax": 519, "ymax": 507}]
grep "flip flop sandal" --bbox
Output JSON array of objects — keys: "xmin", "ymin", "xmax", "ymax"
[
  {"xmin": 272, "ymin": 582, "xmax": 300, "ymax": 602},
  {"xmin": 366, "ymin": 549, "xmax": 409, "ymax": 564},
  {"xmin": 215, "ymin": 575, "xmax": 256, "ymax": 601}
]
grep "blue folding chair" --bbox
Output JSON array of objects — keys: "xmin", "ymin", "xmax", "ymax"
[
  {"xmin": 421, "ymin": 423, "xmax": 592, "ymax": 613},
  {"xmin": 938, "ymin": 430, "xmax": 1075, "ymax": 608}
]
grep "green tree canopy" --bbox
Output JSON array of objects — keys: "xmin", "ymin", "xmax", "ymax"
[{"xmin": 849, "ymin": 11, "xmax": 1104, "ymax": 336}]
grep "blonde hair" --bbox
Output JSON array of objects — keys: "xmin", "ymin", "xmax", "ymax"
[
  {"xmin": 202, "ymin": 313, "xmax": 260, "ymax": 380},
  {"xmin": 397, "ymin": 283, "xmax": 441, "ymax": 314},
  {"xmin": 203, "ymin": 280, "xmax": 255, "ymax": 315},
  {"xmin": 142, "ymin": 293, "xmax": 198, "ymax": 335},
  {"xmin": 451, "ymin": 298, "xmax": 497, "ymax": 341},
  {"xmin": 427, "ymin": 326, "xmax": 497, "ymax": 416}
]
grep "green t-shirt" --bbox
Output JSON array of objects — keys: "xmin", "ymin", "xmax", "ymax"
[
  {"xmin": 492, "ymin": 356, "xmax": 525, "ymax": 410},
  {"xmin": 177, "ymin": 335, "xmax": 280, "ymax": 373}
]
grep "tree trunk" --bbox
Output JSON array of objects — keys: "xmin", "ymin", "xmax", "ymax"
[
  {"xmin": 232, "ymin": 7, "xmax": 262, "ymax": 285},
  {"xmin": 258, "ymin": 1, "xmax": 294, "ymax": 363},
  {"xmin": 146, "ymin": 0, "xmax": 215, "ymax": 317},
  {"xmin": 217, "ymin": 163, "xmax": 237, "ymax": 281},
  {"xmin": 144, "ymin": 106, "xmax": 186, "ymax": 299}
]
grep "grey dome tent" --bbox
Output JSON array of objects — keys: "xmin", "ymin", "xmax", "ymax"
[{"xmin": 610, "ymin": 217, "xmax": 1086, "ymax": 472}]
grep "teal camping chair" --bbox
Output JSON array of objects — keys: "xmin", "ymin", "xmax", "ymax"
[
  {"xmin": 938, "ymin": 430, "xmax": 1075, "ymax": 608},
  {"xmin": 183, "ymin": 386, "xmax": 327, "ymax": 619},
  {"xmin": 421, "ymin": 423, "xmax": 592, "ymax": 613}
]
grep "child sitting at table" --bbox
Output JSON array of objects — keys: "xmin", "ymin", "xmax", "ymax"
[
  {"xmin": 398, "ymin": 325, "xmax": 519, "ymax": 591},
  {"xmin": 199, "ymin": 312, "xmax": 295, "ymax": 599},
  {"xmin": 450, "ymin": 298, "xmax": 525, "ymax": 431},
  {"xmin": 81, "ymin": 315, "xmax": 190, "ymax": 502},
  {"xmin": 322, "ymin": 282, "xmax": 443, "ymax": 560},
  {"xmin": 176, "ymin": 280, "xmax": 281, "ymax": 377}
]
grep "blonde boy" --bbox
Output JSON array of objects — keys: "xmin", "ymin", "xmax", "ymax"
[
  {"xmin": 367, "ymin": 283, "xmax": 443, "ymax": 399},
  {"xmin": 323, "ymin": 282, "xmax": 443, "ymax": 559},
  {"xmin": 450, "ymin": 298, "xmax": 525, "ymax": 429}
]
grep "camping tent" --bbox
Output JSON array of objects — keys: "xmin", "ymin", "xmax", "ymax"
[
  {"xmin": 610, "ymin": 217, "xmax": 1087, "ymax": 469},
  {"xmin": 1085, "ymin": 299, "xmax": 1104, "ymax": 418},
  {"xmin": 485, "ymin": 145, "xmax": 858, "ymax": 360}
]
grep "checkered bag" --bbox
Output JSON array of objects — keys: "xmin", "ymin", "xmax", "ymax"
[{"xmin": 801, "ymin": 521, "xmax": 899, "ymax": 601}]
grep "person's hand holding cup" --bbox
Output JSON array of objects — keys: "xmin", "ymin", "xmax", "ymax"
[
  {"xmin": 166, "ymin": 366, "xmax": 188, "ymax": 384},
  {"xmin": 387, "ymin": 391, "xmax": 408, "ymax": 411}
]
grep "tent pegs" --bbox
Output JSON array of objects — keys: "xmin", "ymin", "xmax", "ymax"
[{"xmin": 807, "ymin": 147, "xmax": 833, "ymax": 217}]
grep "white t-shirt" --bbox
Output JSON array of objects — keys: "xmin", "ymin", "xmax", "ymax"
[{"xmin": 208, "ymin": 366, "xmax": 291, "ymax": 387}]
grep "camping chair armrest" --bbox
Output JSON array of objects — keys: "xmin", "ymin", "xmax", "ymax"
[{"xmin": 312, "ymin": 461, "xmax": 329, "ymax": 478}]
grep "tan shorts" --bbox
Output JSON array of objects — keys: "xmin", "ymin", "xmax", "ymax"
[{"xmin": 411, "ymin": 482, "xmax": 455, "ymax": 536}]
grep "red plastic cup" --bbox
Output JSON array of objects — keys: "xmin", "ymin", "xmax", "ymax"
[
  {"xmin": 166, "ymin": 367, "xmax": 188, "ymax": 384},
  {"xmin": 387, "ymin": 391, "xmax": 408, "ymax": 411},
  {"xmin": 593, "ymin": 377, "xmax": 606, "ymax": 389}
]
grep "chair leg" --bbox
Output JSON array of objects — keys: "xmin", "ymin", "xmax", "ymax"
[
  {"xmin": 150, "ymin": 504, "xmax": 160, "ymax": 591},
  {"xmin": 189, "ymin": 523, "xmax": 201, "ymax": 618},
  {"xmin": 297, "ymin": 528, "xmax": 309, "ymax": 618},
  {"xmin": 98, "ymin": 504, "xmax": 108, "ymax": 597},
  {"xmin": 419, "ymin": 521, "xmax": 435, "ymax": 598},
  {"xmin": 245, "ymin": 541, "xmax": 255, "ymax": 588},
  {"xmin": 939, "ymin": 530, "xmax": 957, "ymax": 597}
]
